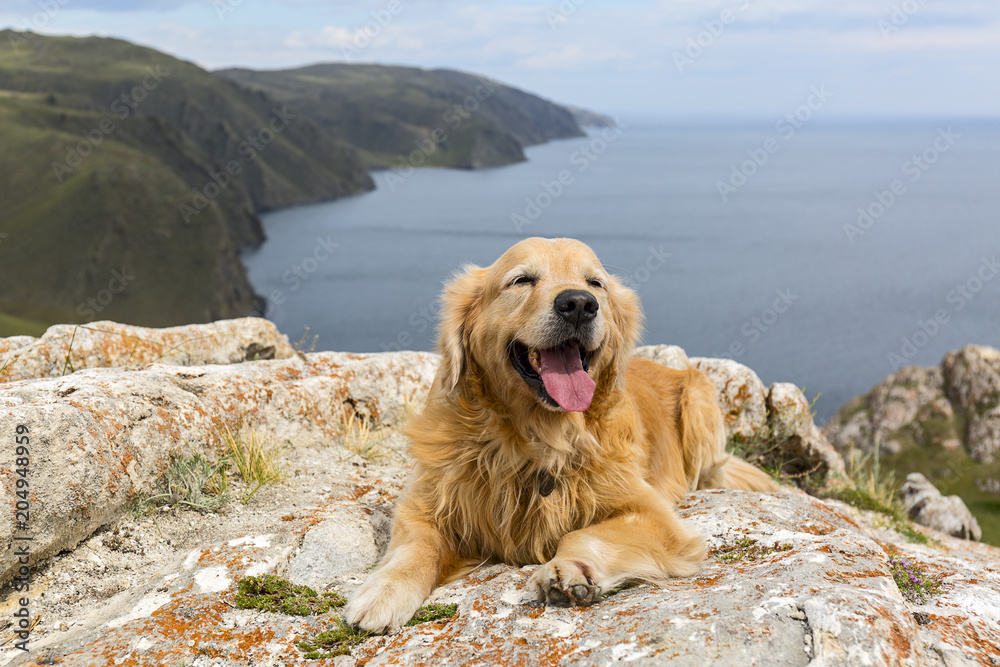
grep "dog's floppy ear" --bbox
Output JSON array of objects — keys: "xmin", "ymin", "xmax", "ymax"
[
  {"xmin": 604, "ymin": 274, "xmax": 644, "ymax": 379},
  {"xmin": 436, "ymin": 264, "xmax": 488, "ymax": 395}
]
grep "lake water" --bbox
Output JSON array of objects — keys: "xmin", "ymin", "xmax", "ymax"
[{"xmin": 242, "ymin": 118, "xmax": 1000, "ymax": 422}]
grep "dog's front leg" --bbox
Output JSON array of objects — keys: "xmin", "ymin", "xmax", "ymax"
[
  {"xmin": 345, "ymin": 516, "xmax": 447, "ymax": 633},
  {"xmin": 529, "ymin": 495, "xmax": 705, "ymax": 606}
]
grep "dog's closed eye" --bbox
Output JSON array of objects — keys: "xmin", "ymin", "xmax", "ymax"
[{"xmin": 509, "ymin": 275, "xmax": 538, "ymax": 287}]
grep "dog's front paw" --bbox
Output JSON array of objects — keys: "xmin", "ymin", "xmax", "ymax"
[
  {"xmin": 530, "ymin": 558, "xmax": 601, "ymax": 607},
  {"xmin": 344, "ymin": 572, "xmax": 425, "ymax": 634}
]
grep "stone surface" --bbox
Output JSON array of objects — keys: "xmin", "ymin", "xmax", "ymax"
[
  {"xmin": 633, "ymin": 344, "xmax": 690, "ymax": 370},
  {"xmin": 284, "ymin": 506, "xmax": 389, "ymax": 590},
  {"xmin": 767, "ymin": 382, "xmax": 847, "ymax": 478},
  {"xmin": 943, "ymin": 345, "xmax": 1000, "ymax": 464},
  {"xmin": 899, "ymin": 473, "xmax": 982, "ymax": 542},
  {"xmin": 690, "ymin": 357, "xmax": 769, "ymax": 441},
  {"xmin": 2, "ymin": 322, "xmax": 996, "ymax": 666},
  {"xmin": 6, "ymin": 489, "xmax": 999, "ymax": 667},
  {"xmin": 0, "ymin": 350, "xmax": 437, "ymax": 585},
  {"xmin": 0, "ymin": 318, "xmax": 297, "ymax": 383}
]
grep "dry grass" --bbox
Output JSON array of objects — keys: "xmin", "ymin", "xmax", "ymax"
[
  {"xmin": 220, "ymin": 423, "xmax": 284, "ymax": 502},
  {"xmin": 338, "ymin": 412, "xmax": 390, "ymax": 461}
]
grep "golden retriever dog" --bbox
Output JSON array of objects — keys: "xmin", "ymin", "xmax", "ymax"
[{"xmin": 345, "ymin": 237, "xmax": 775, "ymax": 632}]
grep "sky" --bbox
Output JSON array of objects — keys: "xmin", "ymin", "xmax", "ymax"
[{"xmin": 1, "ymin": 0, "xmax": 999, "ymax": 118}]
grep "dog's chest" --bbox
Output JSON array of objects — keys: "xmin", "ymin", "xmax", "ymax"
[{"xmin": 435, "ymin": 456, "xmax": 604, "ymax": 564}]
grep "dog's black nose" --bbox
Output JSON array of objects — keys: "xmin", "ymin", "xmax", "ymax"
[{"xmin": 553, "ymin": 289, "xmax": 599, "ymax": 328}]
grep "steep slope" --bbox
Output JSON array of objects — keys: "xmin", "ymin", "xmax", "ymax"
[
  {"xmin": 216, "ymin": 64, "xmax": 584, "ymax": 169},
  {"xmin": 0, "ymin": 32, "xmax": 373, "ymax": 328}
]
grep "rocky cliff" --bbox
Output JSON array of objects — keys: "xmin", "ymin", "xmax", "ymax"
[
  {"xmin": 1, "ymin": 322, "xmax": 997, "ymax": 666},
  {"xmin": 823, "ymin": 344, "xmax": 1000, "ymax": 545}
]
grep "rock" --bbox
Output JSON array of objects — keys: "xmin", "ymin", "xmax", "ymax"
[
  {"xmin": 0, "ymin": 318, "xmax": 297, "ymax": 383},
  {"xmin": 638, "ymin": 349, "xmax": 845, "ymax": 486},
  {"xmin": 766, "ymin": 383, "xmax": 846, "ymax": 478},
  {"xmin": 899, "ymin": 473, "xmax": 982, "ymax": 541},
  {"xmin": 690, "ymin": 356, "xmax": 769, "ymax": 440},
  {"xmin": 633, "ymin": 344, "xmax": 689, "ymax": 369},
  {"xmin": 825, "ymin": 346, "xmax": 1000, "ymax": 465},
  {"xmin": 823, "ymin": 345, "xmax": 1000, "ymax": 545},
  {"xmin": 943, "ymin": 345, "xmax": 1000, "ymax": 463},
  {"xmin": 9, "ymin": 489, "xmax": 1000, "ymax": 666},
  {"xmin": 0, "ymin": 350, "xmax": 437, "ymax": 586},
  {"xmin": 284, "ymin": 506, "xmax": 386, "ymax": 590},
  {"xmin": 2, "ymin": 323, "xmax": 998, "ymax": 665}
]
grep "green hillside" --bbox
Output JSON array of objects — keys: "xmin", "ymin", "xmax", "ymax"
[
  {"xmin": 0, "ymin": 32, "xmax": 587, "ymax": 333},
  {"xmin": 0, "ymin": 31, "xmax": 373, "ymax": 329},
  {"xmin": 216, "ymin": 64, "xmax": 584, "ymax": 169}
]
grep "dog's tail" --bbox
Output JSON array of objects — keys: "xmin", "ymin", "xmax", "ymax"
[
  {"xmin": 681, "ymin": 366, "xmax": 778, "ymax": 493},
  {"xmin": 699, "ymin": 454, "xmax": 778, "ymax": 492}
]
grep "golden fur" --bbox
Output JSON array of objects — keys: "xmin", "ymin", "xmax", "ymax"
[{"xmin": 345, "ymin": 237, "xmax": 775, "ymax": 632}]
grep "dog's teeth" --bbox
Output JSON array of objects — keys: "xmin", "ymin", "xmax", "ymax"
[{"xmin": 528, "ymin": 348, "xmax": 541, "ymax": 372}]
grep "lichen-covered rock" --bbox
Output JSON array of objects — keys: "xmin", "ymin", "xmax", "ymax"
[
  {"xmin": 766, "ymin": 382, "xmax": 846, "ymax": 478},
  {"xmin": 0, "ymin": 318, "xmax": 297, "ymax": 383},
  {"xmin": 633, "ymin": 344, "xmax": 689, "ymax": 370},
  {"xmin": 899, "ymin": 473, "xmax": 982, "ymax": 541},
  {"xmin": 823, "ymin": 345, "xmax": 1000, "ymax": 545},
  {"xmin": 0, "ymin": 351, "xmax": 437, "ymax": 586},
  {"xmin": 942, "ymin": 345, "xmax": 1000, "ymax": 463},
  {"xmin": 825, "ymin": 345, "xmax": 1000, "ymax": 465},
  {"xmin": 690, "ymin": 356, "xmax": 769, "ymax": 440},
  {"xmin": 2, "ymin": 323, "xmax": 998, "ymax": 666},
  {"xmin": 639, "ymin": 350, "xmax": 845, "ymax": 486},
  {"xmin": 9, "ymin": 489, "xmax": 999, "ymax": 667}
]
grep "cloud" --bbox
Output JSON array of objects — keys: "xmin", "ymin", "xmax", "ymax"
[{"xmin": 4, "ymin": 0, "xmax": 197, "ymax": 11}]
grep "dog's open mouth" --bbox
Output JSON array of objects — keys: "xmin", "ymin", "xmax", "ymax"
[{"xmin": 508, "ymin": 339, "xmax": 595, "ymax": 412}]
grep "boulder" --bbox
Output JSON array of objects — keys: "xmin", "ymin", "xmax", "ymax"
[
  {"xmin": 825, "ymin": 345, "xmax": 1000, "ymax": 465},
  {"xmin": 766, "ymin": 382, "xmax": 846, "ymax": 478},
  {"xmin": 7, "ymin": 488, "xmax": 999, "ymax": 666},
  {"xmin": 942, "ymin": 345, "xmax": 1000, "ymax": 463},
  {"xmin": 690, "ymin": 357, "xmax": 769, "ymax": 441},
  {"xmin": 899, "ymin": 473, "xmax": 982, "ymax": 541},
  {"xmin": 633, "ymin": 344, "xmax": 690, "ymax": 370},
  {"xmin": 0, "ymin": 350, "xmax": 438, "ymax": 586},
  {"xmin": 0, "ymin": 318, "xmax": 297, "ymax": 383}
]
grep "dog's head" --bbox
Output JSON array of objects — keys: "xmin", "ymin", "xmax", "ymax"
[{"xmin": 436, "ymin": 237, "xmax": 642, "ymax": 413}]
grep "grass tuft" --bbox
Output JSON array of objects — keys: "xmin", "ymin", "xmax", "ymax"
[
  {"xmin": 142, "ymin": 451, "xmax": 230, "ymax": 512},
  {"xmin": 220, "ymin": 423, "xmax": 283, "ymax": 502},
  {"xmin": 822, "ymin": 440, "xmax": 929, "ymax": 545},
  {"xmin": 235, "ymin": 575, "xmax": 345, "ymax": 615},
  {"xmin": 338, "ymin": 413, "xmax": 389, "ymax": 461}
]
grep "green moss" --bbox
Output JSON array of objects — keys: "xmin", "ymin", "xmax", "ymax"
[
  {"xmin": 713, "ymin": 536, "xmax": 792, "ymax": 562},
  {"xmin": 405, "ymin": 603, "xmax": 458, "ymax": 626},
  {"xmin": 295, "ymin": 603, "xmax": 458, "ymax": 659},
  {"xmin": 297, "ymin": 618, "xmax": 375, "ymax": 659},
  {"xmin": 235, "ymin": 575, "xmax": 346, "ymax": 615}
]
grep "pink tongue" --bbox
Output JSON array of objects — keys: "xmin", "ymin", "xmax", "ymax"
[{"xmin": 538, "ymin": 343, "xmax": 595, "ymax": 412}]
